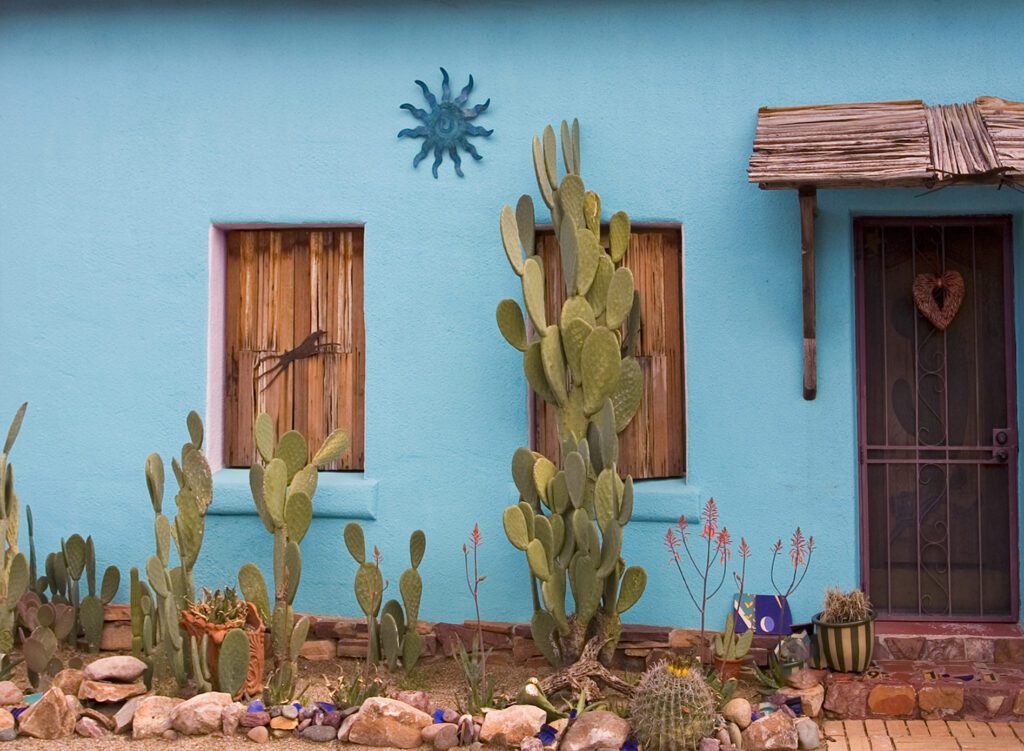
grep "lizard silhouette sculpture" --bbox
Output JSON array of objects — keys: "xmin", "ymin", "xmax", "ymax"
[{"xmin": 256, "ymin": 330, "xmax": 333, "ymax": 392}]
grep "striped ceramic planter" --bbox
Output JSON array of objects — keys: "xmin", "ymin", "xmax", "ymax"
[{"xmin": 812, "ymin": 611, "xmax": 876, "ymax": 673}]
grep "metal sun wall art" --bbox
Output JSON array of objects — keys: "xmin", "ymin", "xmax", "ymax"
[{"xmin": 398, "ymin": 68, "xmax": 492, "ymax": 178}]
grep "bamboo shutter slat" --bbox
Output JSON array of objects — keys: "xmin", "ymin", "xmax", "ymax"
[
  {"xmin": 224, "ymin": 227, "xmax": 365, "ymax": 470},
  {"xmin": 532, "ymin": 227, "xmax": 685, "ymax": 479}
]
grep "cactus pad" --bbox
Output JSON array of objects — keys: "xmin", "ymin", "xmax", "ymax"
[{"xmin": 217, "ymin": 627, "xmax": 250, "ymax": 698}]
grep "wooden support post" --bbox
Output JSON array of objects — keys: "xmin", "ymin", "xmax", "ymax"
[{"xmin": 799, "ymin": 186, "xmax": 817, "ymax": 400}]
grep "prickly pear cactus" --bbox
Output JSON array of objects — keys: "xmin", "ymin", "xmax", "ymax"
[
  {"xmin": 629, "ymin": 660, "xmax": 717, "ymax": 751},
  {"xmin": 238, "ymin": 413, "xmax": 349, "ymax": 703},
  {"xmin": 131, "ymin": 410, "xmax": 214, "ymax": 689},
  {"xmin": 0, "ymin": 404, "xmax": 29, "ymax": 654},
  {"xmin": 344, "ymin": 523, "xmax": 425, "ymax": 672},
  {"xmin": 497, "ymin": 121, "xmax": 647, "ymax": 666}
]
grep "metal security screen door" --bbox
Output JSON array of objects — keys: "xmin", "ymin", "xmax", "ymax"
[{"xmin": 856, "ymin": 217, "xmax": 1019, "ymax": 621}]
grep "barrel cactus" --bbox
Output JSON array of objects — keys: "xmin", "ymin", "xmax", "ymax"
[
  {"xmin": 343, "ymin": 522, "xmax": 425, "ymax": 671},
  {"xmin": 497, "ymin": 121, "xmax": 646, "ymax": 666},
  {"xmin": 629, "ymin": 660, "xmax": 717, "ymax": 751},
  {"xmin": 238, "ymin": 412, "xmax": 349, "ymax": 703}
]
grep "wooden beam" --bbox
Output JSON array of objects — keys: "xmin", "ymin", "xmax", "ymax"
[{"xmin": 799, "ymin": 186, "xmax": 817, "ymax": 400}]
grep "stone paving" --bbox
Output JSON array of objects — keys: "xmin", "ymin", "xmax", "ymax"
[
  {"xmin": 824, "ymin": 661, "xmax": 1024, "ymax": 720},
  {"xmin": 824, "ymin": 719, "xmax": 1024, "ymax": 750}
]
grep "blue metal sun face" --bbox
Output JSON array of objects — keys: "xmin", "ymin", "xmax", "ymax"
[{"xmin": 398, "ymin": 68, "xmax": 492, "ymax": 178}]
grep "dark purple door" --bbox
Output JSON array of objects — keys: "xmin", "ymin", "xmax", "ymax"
[{"xmin": 856, "ymin": 217, "xmax": 1019, "ymax": 621}]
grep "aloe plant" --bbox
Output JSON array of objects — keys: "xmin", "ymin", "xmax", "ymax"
[{"xmin": 497, "ymin": 121, "xmax": 646, "ymax": 666}]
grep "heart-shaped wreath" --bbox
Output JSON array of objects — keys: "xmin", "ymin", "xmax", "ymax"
[{"xmin": 912, "ymin": 270, "xmax": 965, "ymax": 331}]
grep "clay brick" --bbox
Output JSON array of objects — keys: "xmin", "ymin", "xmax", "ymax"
[
  {"xmin": 100, "ymin": 622, "xmax": 133, "ymax": 652},
  {"xmin": 299, "ymin": 639, "xmax": 336, "ymax": 661},
  {"xmin": 868, "ymin": 685, "xmax": 917, "ymax": 717},
  {"xmin": 511, "ymin": 636, "xmax": 540, "ymax": 660},
  {"xmin": 312, "ymin": 617, "xmax": 361, "ymax": 639},
  {"xmin": 103, "ymin": 604, "xmax": 131, "ymax": 623}
]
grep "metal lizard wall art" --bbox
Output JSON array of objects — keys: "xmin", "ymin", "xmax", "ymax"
[{"xmin": 256, "ymin": 330, "xmax": 334, "ymax": 392}]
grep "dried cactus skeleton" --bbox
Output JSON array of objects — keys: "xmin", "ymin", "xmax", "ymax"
[{"xmin": 497, "ymin": 120, "xmax": 647, "ymax": 672}]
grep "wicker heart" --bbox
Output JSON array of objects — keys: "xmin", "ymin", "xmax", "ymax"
[{"xmin": 912, "ymin": 271, "xmax": 965, "ymax": 330}]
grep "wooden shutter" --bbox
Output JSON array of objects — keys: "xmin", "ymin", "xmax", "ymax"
[
  {"xmin": 224, "ymin": 228, "xmax": 365, "ymax": 470},
  {"xmin": 532, "ymin": 226, "xmax": 684, "ymax": 478}
]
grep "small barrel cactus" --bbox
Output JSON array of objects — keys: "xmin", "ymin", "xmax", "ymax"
[{"xmin": 629, "ymin": 659, "xmax": 717, "ymax": 751}]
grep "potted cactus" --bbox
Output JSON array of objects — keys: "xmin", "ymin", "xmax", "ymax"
[
  {"xmin": 812, "ymin": 587, "xmax": 875, "ymax": 673},
  {"xmin": 181, "ymin": 587, "xmax": 265, "ymax": 697}
]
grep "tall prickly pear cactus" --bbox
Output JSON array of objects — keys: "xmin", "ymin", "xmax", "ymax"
[
  {"xmin": 132, "ymin": 409, "xmax": 214, "ymax": 688},
  {"xmin": 497, "ymin": 121, "xmax": 647, "ymax": 666},
  {"xmin": 238, "ymin": 413, "xmax": 349, "ymax": 703},
  {"xmin": 344, "ymin": 523, "xmax": 425, "ymax": 671},
  {"xmin": 0, "ymin": 404, "xmax": 30, "ymax": 654}
]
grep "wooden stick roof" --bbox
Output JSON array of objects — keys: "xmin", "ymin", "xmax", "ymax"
[{"xmin": 749, "ymin": 96, "xmax": 1024, "ymax": 189}]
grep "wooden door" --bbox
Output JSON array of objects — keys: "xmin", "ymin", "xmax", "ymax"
[{"xmin": 856, "ymin": 217, "xmax": 1018, "ymax": 620}]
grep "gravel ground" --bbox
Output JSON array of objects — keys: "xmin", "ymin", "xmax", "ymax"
[{"xmin": 5, "ymin": 650, "xmax": 565, "ymax": 749}]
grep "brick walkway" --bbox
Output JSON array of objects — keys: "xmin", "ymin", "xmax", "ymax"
[{"xmin": 825, "ymin": 720, "xmax": 1024, "ymax": 750}]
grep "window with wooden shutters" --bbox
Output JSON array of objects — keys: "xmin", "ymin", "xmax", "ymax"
[
  {"xmin": 532, "ymin": 225, "xmax": 685, "ymax": 478},
  {"xmin": 224, "ymin": 227, "xmax": 365, "ymax": 470}
]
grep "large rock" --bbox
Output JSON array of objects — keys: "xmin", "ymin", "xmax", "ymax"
[
  {"xmin": 78, "ymin": 680, "xmax": 148, "ymax": 703},
  {"xmin": 741, "ymin": 711, "xmax": 798, "ymax": 751},
  {"xmin": 223, "ymin": 702, "xmax": 247, "ymax": 735},
  {"xmin": 722, "ymin": 697, "xmax": 753, "ymax": 729},
  {"xmin": 132, "ymin": 696, "xmax": 184, "ymax": 740},
  {"xmin": 394, "ymin": 690, "xmax": 431, "ymax": 714},
  {"xmin": 83, "ymin": 655, "xmax": 147, "ymax": 683},
  {"xmin": 795, "ymin": 717, "xmax": 820, "ymax": 750},
  {"xmin": 347, "ymin": 697, "xmax": 433, "ymax": 748},
  {"xmin": 0, "ymin": 683, "xmax": 21, "ymax": 707},
  {"xmin": 17, "ymin": 686, "xmax": 77, "ymax": 739},
  {"xmin": 480, "ymin": 705, "xmax": 547, "ymax": 746},
  {"xmin": 171, "ymin": 692, "xmax": 233, "ymax": 735},
  {"xmin": 114, "ymin": 696, "xmax": 143, "ymax": 734},
  {"xmin": 75, "ymin": 716, "xmax": 109, "ymax": 738},
  {"xmin": 776, "ymin": 684, "xmax": 825, "ymax": 718},
  {"xmin": 786, "ymin": 669, "xmax": 826, "ymax": 690},
  {"xmin": 0, "ymin": 708, "xmax": 14, "ymax": 740},
  {"xmin": 560, "ymin": 710, "xmax": 630, "ymax": 751},
  {"xmin": 52, "ymin": 669, "xmax": 86, "ymax": 697},
  {"xmin": 867, "ymin": 685, "xmax": 916, "ymax": 716}
]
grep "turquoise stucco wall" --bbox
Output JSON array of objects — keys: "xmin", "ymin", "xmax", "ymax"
[{"xmin": 2, "ymin": 0, "xmax": 1024, "ymax": 628}]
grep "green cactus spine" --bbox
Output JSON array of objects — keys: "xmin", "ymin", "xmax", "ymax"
[
  {"xmin": 130, "ymin": 410, "xmax": 213, "ymax": 689},
  {"xmin": 238, "ymin": 413, "xmax": 349, "ymax": 703},
  {"xmin": 497, "ymin": 121, "xmax": 647, "ymax": 666},
  {"xmin": 344, "ymin": 524, "xmax": 425, "ymax": 671},
  {"xmin": 629, "ymin": 660, "xmax": 717, "ymax": 751}
]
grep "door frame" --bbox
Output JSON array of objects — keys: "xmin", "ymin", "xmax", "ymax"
[{"xmin": 853, "ymin": 214, "xmax": 1020, "ymax": 622}]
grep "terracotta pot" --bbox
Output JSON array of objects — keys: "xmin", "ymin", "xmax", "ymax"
[
  {"xmin": 713, "ymin": 655, "xmax": 744, "ymax": 679},
  {"xmin": 812, "ymin": 610, "xmax": 876, "ymax": 673},
  {"xmin": 181, "ymin": 600, "xmax": 265, "ymax": 697}
]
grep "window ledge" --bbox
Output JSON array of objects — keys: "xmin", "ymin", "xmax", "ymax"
[
  {"xmin": 210, "ymin": 469, "xmax": 378, "ymax": 520},
  {"xmin": 505, "ymin": 479, "xmax": 701, "ymax": 524}
]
